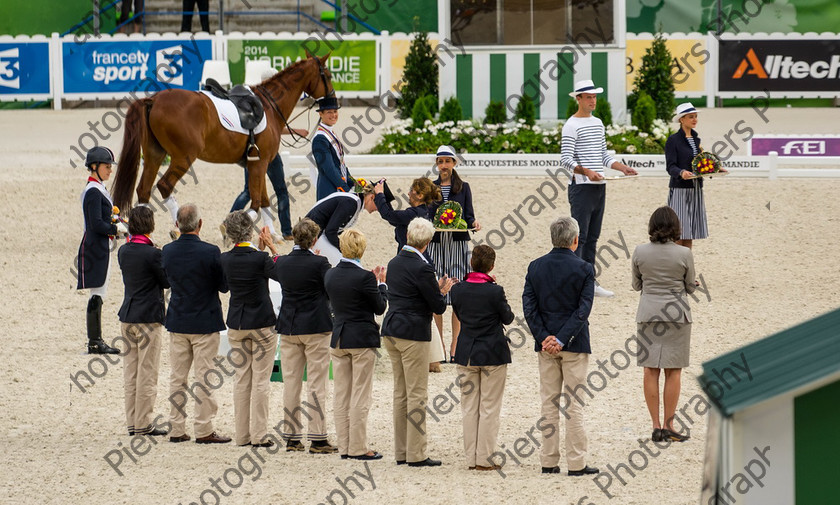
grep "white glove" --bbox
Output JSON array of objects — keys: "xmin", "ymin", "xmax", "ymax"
[{"xmin": 116, "ymin": 221, "xmax": 129, "ymax": 235}]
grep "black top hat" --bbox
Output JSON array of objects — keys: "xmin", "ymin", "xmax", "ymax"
[{"xmin": 316, "ymin": 95, "xmax": 341, "ymax": 112}]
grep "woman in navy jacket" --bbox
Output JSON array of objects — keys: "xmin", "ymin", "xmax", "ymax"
[
  {"xmin": 117, "ymin": 206, "xmax": 169, "ymax": 436},
  {"xmin": 374, "ymin": 177, "xmax": 442, "ymax": 253},
  {"xmin": 77, "ymin": 146, "xmax": 126, "ymax": 355},
  {"xmin": 427, "ymin": 145, "xmax": 482, "ymax": 363},
  {"xmin": 324, "ymin": 229, "xmax": 388, "ymax": 461},
  {"xmin": 450, "ymin": 245, "xmax": 514, "ymax": 470},
  {"xmin": 219, "ymin": 210, "xmax": 281, "ymax": 448},
  {"xmin": 665, "ymin": 102, "xmax": 725, "ymax": 250}
]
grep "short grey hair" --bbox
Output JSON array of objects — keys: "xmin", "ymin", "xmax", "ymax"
[
  {"xmin": 176, "ymin": 203, "xmax": 200, "ymax": 233},
  {"xmin": 406, "ymin": 217, "xmax": 435, "ymax": 249},
  {"xmin": 550, "ymin": 216, "xmax": 579, "ymax": 248},
  {"xmin": 223, "ymin": 210, "xmax": 253, "ymax": 243}
]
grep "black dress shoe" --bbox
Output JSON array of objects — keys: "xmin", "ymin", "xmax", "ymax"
[
  {"xmin": 252, "ymin": 439, "xmax": 275, "ymax": 448},
  {"xmin": 170, "ymin": 434, "xmax": 191, "ymax": 443},
  {"xmin": 408, "ymin": 458, "xmax": 441, "ymax": 467},
  {"xmin": 286, "ymin": 440, "xmax": 305, "ymax": 452},
  {"xmin": 341, "ymin": 455, "xmax": 349, "ymax": 459},
  {"xmin": 396, "ymin": 460, "xmax": 406, "ymax": 465},
  {"xmin": 541, "ymin": 466, "xmax": 561, "ymax": 474},
  {"xmin": 348, "ymin": 451, "xmax": 383, "ymax": 461},
  {"xmin": 88, "ymin": 340, "xmax": 120, "ymax": 355},
  {"xmin": 147, "ymin": 427, "xmax": 169, "ymax": 436},
  {"xmin": 662, "ymin": 429, "xmax": 690, "ymax": 442},
  {"xmin": 568, "ymin": 465, "xmax": 600, "ymax": 476}
]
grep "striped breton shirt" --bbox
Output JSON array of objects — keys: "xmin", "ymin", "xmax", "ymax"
[{"xmin": 560, "ymin": 115, "xmax": 616, "ymax": 185}]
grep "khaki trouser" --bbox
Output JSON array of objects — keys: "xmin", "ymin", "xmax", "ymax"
[
  {"xmin": 458, "ymin": 364, "xmax": 507, "ymax": 468},
  {"xmin": 538, "ymin": 350, "xmax": 590, "ymax": 470},
  {"xmin": 168, "ymin": 332, "xmax": 221, "ymax": 438},
  {"xmin": 279, "ymin": 332, "xmax": 331, "ymax": 442},
  {"xmin": 331, "ymin": 345, "xmax": 377, "ymax": 457},
  {"xmin": 121, "ymin": 322, "xmax": 162, "ymax": 434},
  {"xmin": 228, "ymin": 327, "xmax": 278, "ymax": 445},
  {"xmin": 383, "ymin": 336, "xmax": 429, "ymax": 463}
]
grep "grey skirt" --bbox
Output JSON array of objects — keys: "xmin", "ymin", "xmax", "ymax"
[
  {"xmin": 668, "ymin": 186, "xmax": 708, "ymax": 240},
  {"xmin": 636, "ymin": 322, "xmax": 691, "ymax": 368}
]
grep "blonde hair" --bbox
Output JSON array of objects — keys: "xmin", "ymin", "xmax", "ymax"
[{"xmin": 339, "ymin": 228, "xmax": 367, "ymax": 259}]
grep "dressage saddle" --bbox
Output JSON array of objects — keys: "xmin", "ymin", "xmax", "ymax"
[{"xmin": 204, "ymin": 78, "xmax": 265, "ymax": 162}]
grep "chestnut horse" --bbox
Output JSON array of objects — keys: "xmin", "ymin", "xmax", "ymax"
[{"xmin": 112, "ymin": 54, "xmax": 333, "ymax": 222}]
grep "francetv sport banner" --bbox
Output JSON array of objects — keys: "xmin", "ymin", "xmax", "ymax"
[
  {"xmin": 0, "ymin": 40, "xmax": 51, "ymax": 99},
  {"xmin": 227, "ymin": 38, "xmax": 377, "ymax": 96},
  {"xmin": 61, "ymin": 37, "xmax": 213, "ymax": 98},
  {"xmin": 719, "ymin": 38, "xmax": 840, "ymax": 95}
]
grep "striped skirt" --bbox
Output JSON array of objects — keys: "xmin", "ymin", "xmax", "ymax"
[
  {"xmin": 426, "ymin": 233, "xmax": 470, "ymax": 305},
  {"xmin": 668, "ymin": 186, "xmax": 708, "ymax": 240}
]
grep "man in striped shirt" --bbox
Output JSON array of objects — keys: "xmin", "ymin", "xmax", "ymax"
[{"xmin": 561, "ymin": 80, "xmax": 637, "ymax": 298}]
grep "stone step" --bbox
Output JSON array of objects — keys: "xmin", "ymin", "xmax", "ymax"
[{"xmin": 142, "ymin": 0, "xmax": 321, "ymax": 34}]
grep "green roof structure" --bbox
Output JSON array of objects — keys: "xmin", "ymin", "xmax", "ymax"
[{"xmin": 699, "ymin": 307, "xmax": 840, "ymax": 417}]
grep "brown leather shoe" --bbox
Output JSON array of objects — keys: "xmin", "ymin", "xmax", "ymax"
[
  {"xmin": 475, "ymin": 464, "xmax": 502, "ymax": 471},
  {"xmin": 170, "ymin": 434, "xmax": 191, "ymax": 443},
  {"xmin": 195, "ymin": 432, "xmax": 232, "ymax": 444}
]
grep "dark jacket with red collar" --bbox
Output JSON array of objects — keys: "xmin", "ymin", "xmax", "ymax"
[
  {"xmin": 522, "ymin": 247, "xmax": 594, "ymax": 353},
  {"xmin": 117, "ymin": 238, "xmax": 169, "ymax": 324},
  {"xmin": 381, "ymin": 248, "xmax": 447, "ymax": 341},
  {"xmin": 374, "ymin": 193, "xmax": 430, "ymax": 252},
  {"xmin": 451, "ymin": 272, "xmax": 515, "ymax": 366},
  {"xmin": 77, "ymin": 180, "xmax": 117, "ymax": 290},
  {"xmin": 220, "ymin": 245, "xmax": 280, "ymax": 330},
  {"xmin": 665, "ymin": 128, "xmax": 704, "ymax": 189},
  {"xmin": 273, "ymin": 248, "xmax": 332, "ymax": 335},
  {"xmin": 325, "ymin": 260, "xmax": 388, "ymax": 348}
]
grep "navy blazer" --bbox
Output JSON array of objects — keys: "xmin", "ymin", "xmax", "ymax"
[
  {"xmin": 374, "ymin": 193, "xmax": 430, "ymax": 252},
  {"xmin": 665, "ymin": 129, "xmax": 704, "ymax": 189},
  {"xmin": 312, "ymin": 134, "xmax": 353, "ymax": 200},
  {"xmin": 273, "ymin": 249, "xmax": 332, "ymax": 335},
  {"xmin": 161, "ymin": 234, "xmax": 227, "ymax": 334},
  {"xmin": 522, "ymin": 248, "xmax": 594, "ymax": 353},
  {"xmin": 451, "ymin": 276, "xmax": 515, "ymax": 366},
  {"xmin": 381, "ymin": 249, "xmax": 447, "ymax": 341},
  {"xmin": 220, "ymin": 246, "xmax": 280, "ymax": 330},
  {"xmin": 77, "ymin": 185, "xmax": 117, "ymax": 289},
  {"xmin": 429, "ymin": 179, "xmax": 475, "ymax": 242},
  {"xmin": 325, "ymin": 261, "xmax": 388, "ymax": 349},
  {"xmin": 117, "ymin": 242, "xmax": 169, "ymax": 324},
  {"xmin": 305, "ymin": 194, "xmax": 360, "ymax": 249}
]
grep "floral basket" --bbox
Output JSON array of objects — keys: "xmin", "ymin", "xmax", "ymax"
[
  {"xmin": 433, "ymin": 201, "xmax": 468, "ymax": 230},
  {"xmin": 691, "ymin": 151, "xmax": 722, "ymax": 176}
]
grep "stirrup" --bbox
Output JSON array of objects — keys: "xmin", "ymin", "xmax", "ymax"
[{"xmin": 247, "ymin": 143, "xmax": 261, "ymax": 161}]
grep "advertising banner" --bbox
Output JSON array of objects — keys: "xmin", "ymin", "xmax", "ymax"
[
  {"xmin": 719, "ymin": 39, "xmax": 840, "ymax": 93},
  {"xmin": 0, "ymin": 41, "xmax": 50, "ymax": 98},
  {"xmin": 61, "ymin": 38, "xmax": 212, "ymax": 96},
  {"xmin": 750, "ymin": 136, "xmax": 840, "ymax": 156},
  {"xmin": 626, "ymin": 38, "xmax": 708, "ymax": 94},
  {"xmin": 227, "ymin": 39, "xmax": 377, "ymax": 95}
]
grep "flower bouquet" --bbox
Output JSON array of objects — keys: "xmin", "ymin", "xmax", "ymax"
[
  {"xmin": 433, "ymin": 201, "xmax": 469, "ymax": 230},
  {"xmin": 353, "ymin": 177, "xmax": 369, "ymax": 193},
  {"xmin": 690, "ymin": 151, "xmax": 723, "ymax": 177}
]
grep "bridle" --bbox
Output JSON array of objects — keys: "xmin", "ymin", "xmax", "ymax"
[{"xmin": 254, "ymin": 55, "xmax": 335, "ymax": 149}]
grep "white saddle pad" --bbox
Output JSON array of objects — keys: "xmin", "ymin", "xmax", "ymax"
[{"xmin": 200, "ymin": 90, "xmax": 268, "ymax": 135}]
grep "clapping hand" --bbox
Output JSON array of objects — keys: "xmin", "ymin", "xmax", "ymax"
[
  {"xmin": 258, "ymin": 226, "xmax": 278, "ymax": 255},
  {"xmin": 372, "ymin": 265, "xmax": 387, "ymax": 283},
  {"xmin": 438, "ymin": 275, "xmax": 458, "ymax": 295}
]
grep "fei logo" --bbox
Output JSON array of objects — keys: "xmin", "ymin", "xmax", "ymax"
[
  {"xmin": 781, "ymin": 141, "xmax": 825, "ymax": 155},
  {"xmin": 0, "ymin": 47, "xmax": 21, "ymax": 89},
  {"xmin": 155, "ymin": 46, "xmax": 184, "ymax": 86}
]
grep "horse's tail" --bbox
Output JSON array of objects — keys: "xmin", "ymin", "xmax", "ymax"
[{"xmin": 113, "ymin": 98, "xmax": 152, "ymax": 212}]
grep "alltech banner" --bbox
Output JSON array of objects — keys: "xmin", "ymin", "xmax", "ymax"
[
  {"xmin": 719, "ymin": 39, "xmax": 840, "ymax": 93},
  {"xmin": 227, "ymin": 39, "xmax": 377, "ymax": 95}
]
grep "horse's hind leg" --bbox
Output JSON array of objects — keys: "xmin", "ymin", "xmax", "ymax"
[
  {"xmin": 136, "ymin": 145, "xmax": 166, "ymax": 205},
  {"xmin": 155, "ymin": 156, "xmax": 194, "ymax": 224}
]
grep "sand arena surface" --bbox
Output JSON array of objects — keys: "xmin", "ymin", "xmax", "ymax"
[{"xmin": 1, "ymin": 107, "xmax": 839, "ymax": 505}]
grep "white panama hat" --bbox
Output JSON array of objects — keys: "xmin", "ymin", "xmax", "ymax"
[
  {"xmin": 436, "ymin": 145, "xmax": 458, "ymax": 158},
  {"xmin": 569, "ymin": 79, "xmax": 604, "ymax": 98},
  {"xmin": 673, "ymin": 102, "xmax": 698, "ymax": 122}
]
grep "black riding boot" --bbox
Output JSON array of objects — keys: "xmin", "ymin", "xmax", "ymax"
[{"xmin": 86, "ymin": 295, "xmax": 119, "ymax": 355}]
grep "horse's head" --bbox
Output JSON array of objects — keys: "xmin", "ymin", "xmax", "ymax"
[{"xmin": 305, "ymin": 51, "xmax": 334, "ymax": 100}]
